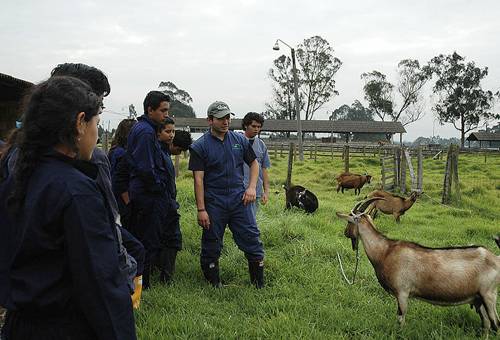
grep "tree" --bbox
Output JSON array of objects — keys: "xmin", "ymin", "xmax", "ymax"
[
  {"xmin": 158, "ymin": 81, "xmax": 196, "ymax": 118},
  {"xmin": 267, "ymin": 36, "xmax": 342, "ymax": 121},
  {"xmin": 266, "ymin": 55, "xmax": 301, "ymax": 121},
  {"xmin": 128, "ymin": 104, "xmax": 137, "ymax": 119},
  {"xmin": 426, "ymin": 52, "xmax": 498, "ymax": 147},
  {"xmin": 362, "ymin": 59, "xmax": 429, "ymax": 126},
  {"xmin": 329, "ymin": 100, "xmax": 374, "ymax": 121},
  {"xmin": 297, "ymin": 36, "xmax": 342, "ymax": 120},
  {"xmin": 329, "ymin": 100, "xmax": 381, "ymax": 141}
]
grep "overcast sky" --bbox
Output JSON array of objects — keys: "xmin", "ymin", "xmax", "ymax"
[{"xmin": 1, "ymin": 0, "xmax": 499, "ymax": 140}]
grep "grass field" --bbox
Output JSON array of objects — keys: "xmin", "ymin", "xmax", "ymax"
[{"xmin": 135, "ymin": 151, "xmax": 500, "ymax": 339}]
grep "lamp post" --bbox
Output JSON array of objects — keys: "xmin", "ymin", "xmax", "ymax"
[{"xmin": 273, "ymin": 39, "xmax": 304, "ymax": 161}]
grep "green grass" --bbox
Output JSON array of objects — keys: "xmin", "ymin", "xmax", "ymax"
[{"xmin": 136, "ymin": 152, "xmax": 500, "ymax": 339}]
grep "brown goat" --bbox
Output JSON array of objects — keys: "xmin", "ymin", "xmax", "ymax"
[
  {"xmin": 366, "ymin": 190, "xmax": 421, "ymax": 223},
  {"xmin": 336, "ymin": 172, "xmax": 372, "ymax": 195},
  {"xmin": 336, "ymin": 198, "xmax": 500, "ymax": 331}
]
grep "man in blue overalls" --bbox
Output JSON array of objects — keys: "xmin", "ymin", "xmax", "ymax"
[
  {"xmin": 188, "ymin": 101, "xmax": 265, "ymax": 288},
  {"xmin": 127, "ymin": 91, "xmax": 171, "ymax": 289}
]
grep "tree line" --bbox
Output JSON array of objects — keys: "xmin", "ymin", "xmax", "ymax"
[{"xmin": 266, "ymin": 36, "xmax": 500, "ymax": 147}]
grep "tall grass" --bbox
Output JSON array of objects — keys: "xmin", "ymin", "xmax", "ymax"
[{"xmin": 136, "ymin": 152, "xmax": 500, "ymax": 339}]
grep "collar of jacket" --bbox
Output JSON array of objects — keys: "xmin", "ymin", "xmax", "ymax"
[
  {"xmin": 138, "ymin": 114, "xmax": 160, "ymax": 131},
  {"xmin": 43, "ymin": 149, "xmax": 98, "ymax": 180}
]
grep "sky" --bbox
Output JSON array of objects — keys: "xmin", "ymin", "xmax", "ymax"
[{"xmin": 1, "ymin": 0, "xmax": 499, "ymax": 141}]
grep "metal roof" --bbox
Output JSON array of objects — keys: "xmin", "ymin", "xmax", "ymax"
[
  {"xmin": 466, "ymin": 132, "xmax": 500, "ymax": 142},
  {"xmin": 173, "ymin": 118, "xmax": 406, "ymax": 134}
]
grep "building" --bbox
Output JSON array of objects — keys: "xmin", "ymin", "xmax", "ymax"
[
  {"xmin": 466, "ymin": 132, "xmax": 500, "ymax": 149},
  {"xmin": 0, "ymin": 73, "xmax": 33, "ymax": 139}
]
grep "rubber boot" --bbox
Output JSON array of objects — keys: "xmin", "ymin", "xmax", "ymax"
[
  {"xmin": 201, "ymin": 260, "xmax": 222, "ymax": 288},
  {"xmin": 142, "ymin": 260, "xmax": 151, "ymax": 290},
  {"xmin": 159, "ymin": 248, "xmax": 177, "ymax": 284},
  {"xmin": 248, "ymin": 260, "xmax": 264, "ymax": 289}
]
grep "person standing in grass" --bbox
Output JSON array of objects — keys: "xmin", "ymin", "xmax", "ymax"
[
  {"xmin": 188, "ymin": 101, "xmax": 265, "ymax": 288},
  {"xmin": 0, "ymin": 76, "xmax": 136, "ymax": 339},
  {"xmin": 241, "ymin": 112, "xmax": 271, "ymax": 213},
  {"xmin": 155, "ymin": 117, "xmax": 184, "ymax": 283},
  {"xmin": 127, "ymin": 91, "xmax": 171, "ymax": 289}
]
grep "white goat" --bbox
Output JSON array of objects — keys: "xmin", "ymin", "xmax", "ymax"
[{"xmin": 336, "ymin": 198, "xmax": 500, "ymax": 331}]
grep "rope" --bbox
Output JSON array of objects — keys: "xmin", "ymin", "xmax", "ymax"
[
  {"xmin": 421, "ymin": 192, "xmax": 472, "ymax": 213},
  {"xmin": 336, "ymin": 245, "xmax": 360, "ymax": 285}
]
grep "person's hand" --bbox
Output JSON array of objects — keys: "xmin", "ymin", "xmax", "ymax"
[
  {"xmin": 197, "ymin": 210, "xmax": 210, "ymax": 229},
  {"xmin": 261, "ymin": 191, "xmax": 269, "ymax": 205},
  {"xmin": 242, "ymin": 187, "xmax": 256, "ymax": 206}
]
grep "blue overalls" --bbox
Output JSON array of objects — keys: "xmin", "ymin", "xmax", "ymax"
[
  {"xmin": 127, "ymin": 115, "xmax": 176, "ymax": 286},
  {"xmin": 0, "ymin": 150, "xmax": 136, "ymax": 339},
  {"xmin": 189, "ymin": 130, "xmax": 264, "ymax": 267},
  {"xmin": 159, "ymin": 142, "xmax": 182, "ymax": 251}
]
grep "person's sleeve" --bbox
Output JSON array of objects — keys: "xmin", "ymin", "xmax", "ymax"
[
  {"xmin": 243, "ymin": 139, "xmax": 257, "ymax": 166},
  {"xmin": 129, "ymin": 131, "xmax": 163, "ymax": 193},
  {"xmin": 64, "ymin": 191, "xmax": 136, "ymax": 340},
  {"xmin": 119, "ymin": 225, "xmax": 145, "ymax": 276},
  {"xmin": 113, "ymin": 156, "xmax": 130, "ymax": 195},
  {"xmin": 262, "ymin": 143, "xmax": 271, "ymax": 169},
  {"xmin": 188, "ymin": 148, "xmax": 205, "ymax": 171}
]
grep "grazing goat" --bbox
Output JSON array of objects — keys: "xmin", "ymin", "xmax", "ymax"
[
  {"xmin": 285, "ymin": 185, "xmax": 318, "ymax": 213},
  {"xmin": 336, "ymin": 198, "xmax": 500, "ymax": 331},
  {"xmin": 336, "ymin": 172, "xmax": 372, "ymax": 195},
  {"xmin": 366, "ymin": 190, "xmax": 421, "ymax": 223}
]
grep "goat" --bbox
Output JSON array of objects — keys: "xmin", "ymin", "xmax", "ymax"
[
  {"xmin": 336, "ymin": 172, "xmax": 372, "ymax": 195},
  {"xmin": 366, "ymin": 190, "xmax": 421, "ymax": 223},
  {"xmin": 336, "ymin": 198, "xmax": 500, "ymax": 331},
  {"xmin": 285, "ymin": 185, "xmax": 318, "ymax": 213}
]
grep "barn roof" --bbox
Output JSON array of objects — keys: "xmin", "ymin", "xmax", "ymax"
[
  {"xmin": 0, "ymin": 73, "xmax": 33, "ymax": 102},
  {"xmin": 173, "ymin": 118, "xmax": 406, "ymax": 134},
  {"xmin": 466, "ymin": 132, "xmax": 500, "ymax": 142}
]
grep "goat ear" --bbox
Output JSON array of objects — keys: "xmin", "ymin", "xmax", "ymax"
[
  {"xmin": 336, "ymin": 212, "xmax": 356, "ymax": 224},
  {"xmin": 336, "ymin": 212, "xmax": 349, "ymax": 221}
]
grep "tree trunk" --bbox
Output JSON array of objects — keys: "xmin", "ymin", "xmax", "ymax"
[{"xmin": 460, "ymin": 113, "xmax": 465, "ymax": 148}]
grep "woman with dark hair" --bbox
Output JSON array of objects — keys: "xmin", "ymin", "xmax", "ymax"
[
  {"xmin": 0, "ymin": 76, "xmax": 136, "ymax": 339},
  {"xmin": 108, "ymin": 118, "xmax": 136, "ymax": 230},
  {"xmin": 108, "ymin": 118, "xmax": 136, "ymax": 178}
]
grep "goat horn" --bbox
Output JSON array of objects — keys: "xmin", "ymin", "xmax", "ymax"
[
  {"xmin": 355, "ymin": 197, "xmax": 385, "ymax": 213},
  {"xmin": 352, "ymin": 201, "xmax": 364, "ymax": 214}
]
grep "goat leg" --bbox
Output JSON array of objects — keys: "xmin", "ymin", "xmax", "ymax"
[
  {"xmin": 473, "ymin": 297, "xmax": 491, "ymax": 331},
  {"xmin": 481, "ymin": 292, "xmax": 499, "ymax": 331},
  {"xmin": 396, "ymin": 292, "xmax": 409, "ymax": 327}
]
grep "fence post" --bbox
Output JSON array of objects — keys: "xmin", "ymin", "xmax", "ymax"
[
  {"xmin": 344, "ymin": 145, "xmax": 350, "ymax": 173},
  {"xmin": 394, "ymin": 148, "xmax": 400, "ymax": 190},
  {"xmin": 381, "ymin": 157, "xmax": 386, "ymax": 189},
  {"xmin": 174, "ymin": 154, "xmax": 180, "ymax": 177},
  {"xmin": 274, "ymin": 144, "xmax": 278, "ymax": 159},
  {"xmin": 451, "ymin": 145, "xmax": 461, "ymax": 201},
  {"xmin": 442, "ymin": 145, "xmax": 453, "ymax": 204},
  {"xmin": 331, "ymin": 145, "xmax": 334, "ymax": 159},
  {"xmin": 314, "ymin": 144, "xmax": 317, "ymax": 162},
  {"xmin": 286, "ymin": 143, "xmax": 295, "ymax": 189},
  {"xmin": 417, "ymin": 146, "xmax": 423, "ymax": 192},
  {"xmin": 400, "ymin": 148, "xmax": 407, "ymax": 194},
  {"xmin": 309, "ymin": 144, "xmax": 313, "ymax": 159},
  {"xmin": 280, "ymin": 143, "xmax": 284, "ymax": 157}
]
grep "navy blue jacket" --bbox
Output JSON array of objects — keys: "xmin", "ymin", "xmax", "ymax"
[
  {"xmin": 108, "ymin": 146, "xmax": 126, "ymax": 181},
  {"xmin": 0, "ymin": 151, "xmax": 136, "ymax": 340},
  {"xmin": 127, "ymin": 115, "xmax": 175, "ymax": 205}
]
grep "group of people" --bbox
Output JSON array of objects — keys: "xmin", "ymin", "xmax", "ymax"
[{"xmin": 0, "ymin": 63, "xmax": 271, "ymax": 339}]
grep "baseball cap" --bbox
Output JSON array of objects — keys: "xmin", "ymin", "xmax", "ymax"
[{"xmin": 207, "ymin": 101, "xmax": 235, "ymax": 118}]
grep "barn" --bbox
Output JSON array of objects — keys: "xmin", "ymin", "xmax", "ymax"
[{"xmin": 0, "ymin": 73, "xmax": 33, "ymax": 139}]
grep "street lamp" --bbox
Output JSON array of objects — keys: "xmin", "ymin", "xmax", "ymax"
[{"xmin": 273, "ymin": 39, "xmax": 304, "ymax": 161}]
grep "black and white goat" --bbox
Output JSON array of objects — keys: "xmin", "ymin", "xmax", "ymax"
[
  {"xmin": 336, "ymin": 198, "xmax": 500, "ymax": 331},
  {"xmin": 285, "ymin": 185, "xmax": 318, "ymax": 213}
]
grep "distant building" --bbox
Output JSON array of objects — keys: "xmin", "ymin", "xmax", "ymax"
[
  {"xmin": 466, "ymin": 131, "xmax": 500, "ymax": 149},
  {"xmin": 0, "ymin": 73, "xmax": 33, "ymax": 139}
]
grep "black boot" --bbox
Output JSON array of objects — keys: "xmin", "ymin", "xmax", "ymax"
[
  {"xmin": 142, "ymin": 262, "xmax": 151, "ymax": 290},
  {"xmin": 248, "ymin": 260, "xmax": 264, "ymax": 289},
  {"xmin": 159, "ymin": 248, "xmax": 178, "ymax": 284},
  {"xmin": 201, "ymin": 260, "xmax": 222, "ymax": 288}
]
